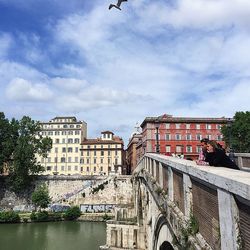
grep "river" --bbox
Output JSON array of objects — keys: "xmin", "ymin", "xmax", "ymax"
[{"xmin": 0, "ymin": 221, "xmax": 106, "ymax": 250}]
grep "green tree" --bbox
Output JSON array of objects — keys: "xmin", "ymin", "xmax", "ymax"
[
  {"xmin": 0, "ymin": 113, "xmax": 18, "ymax": 173},
  {"xmin": 64, "ymin": 206, "xmax": 81, "ymax": 220},
  {"xmin": 6, "ymin": 115, "xmax": 52, "ymax": 192},
  {"xmin": 221, "ymin": 111, "xmax": 250, "ymax": 153},
  {"xmin": 32, "ymin": 184, "xmax": 51, "ymax": 211}
]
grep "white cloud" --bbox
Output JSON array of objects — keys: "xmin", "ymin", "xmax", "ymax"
[
  {"xmin": 6, "ymin": 78, "xmax": 53, "ymax": 102},
  {"xmin": 0, "ymin": 33, "xmax": 12, "ymax": 59},
  {"xmin": 51, "ymin": 77, "xmax": 88, "ymax": 92}
]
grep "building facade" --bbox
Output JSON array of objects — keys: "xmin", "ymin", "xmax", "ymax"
[
  {"xmin": 80, "ymin": 131, "xmax": 125, "ymax": 175},
  {"xmin": 37, "ymin": 116, "xmax": 87, "ymax": 175},
  {"xmin": 126, "ymin": 132, "xmax": 142, "ymax": 174},
  {"xmin": 140, "ymin": 114, "xmax": 230, "ymax": 160}
]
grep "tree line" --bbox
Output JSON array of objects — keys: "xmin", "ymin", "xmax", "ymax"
[{"xmin": 0, "ymin": 112, "xmax": 52, "ymax": 192}]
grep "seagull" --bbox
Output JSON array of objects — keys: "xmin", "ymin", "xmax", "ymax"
[{"xmin": 109, "ymin": 0, "xmax": 127, "ymax": 10}]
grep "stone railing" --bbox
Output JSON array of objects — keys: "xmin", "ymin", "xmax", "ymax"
[{"xmin": 137, "ymin": 153, "xmax": 250, "ymax": 250}]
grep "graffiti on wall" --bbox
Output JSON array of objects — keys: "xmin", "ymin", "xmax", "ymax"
[{"xmin": 80, "ymin": 204, "xmax": 115, "ymax": 213}]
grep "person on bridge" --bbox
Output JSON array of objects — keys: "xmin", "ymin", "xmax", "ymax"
[
  {"xmin": 205, "ymin": 140, "xmax": 240, "ymax": 170},
  {"xmin": 196, "ymin": 138, "xmax": 209, "ymax": 165}
]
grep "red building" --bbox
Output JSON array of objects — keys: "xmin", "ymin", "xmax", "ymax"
[{"xmin": 140, "ymin": 114, "xmax": 230, "ymax": 160}]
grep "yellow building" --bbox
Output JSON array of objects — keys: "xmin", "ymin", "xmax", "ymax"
[
  {"xmin": 80, "ymin": 131, "xmax": 124, "ymax": 175},
  {"xmin": 37, "ymin": 116, "xmax": 87, "ymax": 175}
]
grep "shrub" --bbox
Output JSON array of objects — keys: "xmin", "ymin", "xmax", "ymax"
[
  {"xmin": 64, "ymin": 206, "xmax": 81, "ymax": 220},
  {"xmin": 36, "ymin": 211, "xmax": 49, "ymax": 222},
  {"xmin": 0, "ymin": 211, "xmax": 20, "ymax": 223},
  {"xmin": 30, "ymin": 211, "xmax": 37, "ymax": 221},
  {"xmin": 30, "ymin": 211, "xmax": 49, "ymax": 222}
]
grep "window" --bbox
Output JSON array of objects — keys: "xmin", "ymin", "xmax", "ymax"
[
  {"xmin": 94, "ymin": 158, "xmax": 96, "ymax": 164},
  {"xmin": 86, "ymin": 167, "xmax": 89, "ymax": 172},
  {"xmin": 100, "ymin": 166, "xmax": 103, "ymax": 171},
  {"xmin": 94, "ymin": 151, "xmax": 96, "ymax": 156},
  {"xmin": 196, "ymin": 134, "xmax": 202, "ymax": 141},
  {"xmin": 74, "ymin": 166, "xmax": 78, "ymax": 171},
  {"xmin": 87, "ymin": 159, "xmax": 89, "ymax": 164},
  {"xmin": 176, "ymin": 123, "xmax": 180, "ymax": 129},
  {"xmin": 196, "ymin": 146, "xmax": 202, "ymax": 153},
  {"xmin": 101, "ymin": 158, "xmax": 103, "ymax": 164},
  {"xmin": 63, "ymin": 124, "xmax": 68, "ymax": 128},
  {"xmin": 175, "ymin": 134, "xmax": 181, "ymax": 140},
  {"xmin": 70, "ymin": 125, "xmax": 74, "ymax": 128},
  {"xmin": 47, "ymin": 157, "xmax": 51, "ymax": 163},
  {"xmin": 217, "ymin": 134, "xmax": 223, "ymax": 141},
  {"xmin": 68, "ymin": 157, "xmax": 71, "ymax": 163},
  {"xmin": 68, "ymin": 165, "xmax": 71, "ymax": 171},
  {"xmin": 55, "ymin": 147, "xmax": 58, "ymax": 153},
  {"xmin": 47, "ymin": 166, "xmax": 51, "ymax": 171},
  {"xmin": 196, "ymin": 124, "xmax": 200, "ymax": 130},
  {"xmin": 101, "ymin": 151, "xmax": 104, "ymax": 156},
  {"xmin": 75, "ymin": 130, "xmax": 80, "ymax": 135},
  {"xmin": 54, "ymin": 157, "xmax": 58, "ymax": 163},
  {"xmin": 186, "ymin": 124, "xmax": 190, "ymax": 129},
  {"xmin": 55, "ymin": 139, "xmax": 60, "ymax": 144},
  {"xmin": 94, "ymin": 167, "xmax": 96, "ymax": 172},
  {"xmin": 74, "ymin": 138, "xmax": 80, "ymax": 143},
  {"xmin": 186, "ymin": 134, "xmax": 192, "ymax": 140},
  {"xmin": 108, "ymin": 151, "xmax": 111, "ymax": 156},
  {"xmin": 115, "ymin": 150, "xmax": 118, "ymax": 156},
  {"xmin": 165, "ymin": 134, "xmax": 171, "ymax": 140},
  {"xmin": 115, "ymin": 159, "xmax": 118, "ymax": 165},
  {"xmin": 62, "ymin": 147, "xmax": 66, "ymax": 153},
  {"xmin": 176, "ymin": 145, "xmax": 182, "ymax": 153},
  {"xmin": 87, "ymin": 145, "xmax": 91, "ymax": 149},
  {"xmin": 61, "ymin": 166, "xmax": 64, "ymax": 171},
  {"xmin": 68, "ymin": 147, "xmax": 73, "ymax": 153},
  {"xmin": 75, "ymin": 147, "xmax": 78, "ymax": 153},
  {"xmin": 206, "ymin": 124, "xmax": 212, "ymax": 130},
  {"xmin": 165, "ymin": 123, "xmax": 170, "ymax": 129},
  {"xmin": 186, "ymin": 145, "xmax": 192, "ymax": 153},
  {"xmin": 216, "ymin": 124, "xmax": 222, "ymax": 130},
  {"xmin": 87, "ymin": 151, "xmax": 90, "ymax": 156},
  {"xmin": 75, "ymin": 157, "xmax": 78, "ymax": 163},
  {"xmin": 68, "ymin": 138, "xmax": 73, "ymax": 143},
  {"xmin": 68, "ymin": 131, "xmax": 73, "ymax": 135},
  {"xmin": 62, "ymin": 138, "xmax": 65, "ymax": 143},
  {"xmin": 80, "ymin": 158, "xmax": 84, "ymax": 164},
  {"xmin": 108, "ymin": 158, "xmax": 111, "ymax": 164},
  {"xmin": 207, "ymin": 134, "xmax": 212, "ymax": 140},
  {"xmin": 61, "ymin": 157, "xmax": 66, "ymax": 163},
  {"xmin": 166, "ymin": 145, "xmax": 171, "ymax": 153}
]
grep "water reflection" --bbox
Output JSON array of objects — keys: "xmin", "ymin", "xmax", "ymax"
[{"xmin": 0, "ymin": 221, "xmax": 106, "ymax": 250}]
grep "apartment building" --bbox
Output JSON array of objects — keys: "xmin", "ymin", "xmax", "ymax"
[
  {"xmin": 80, "ymin": 131, "xmax": 124, "ymax": 175},
  {"xmin": 37, "ymin": 116, "xmax": 87, "ymax": 175},
  {"xmin": 139, "ymin": 114, "xmax": 230, "ymax": 160}
]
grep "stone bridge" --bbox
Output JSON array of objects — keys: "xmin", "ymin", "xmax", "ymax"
[{"xmin": 102, "ymin": 153, "xmax": 250, "ymax": 250}]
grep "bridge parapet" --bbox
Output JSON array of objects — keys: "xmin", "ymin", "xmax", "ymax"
[{"xmin": 135, "ymin": 153, "xmax": 250, "ymax": 250}]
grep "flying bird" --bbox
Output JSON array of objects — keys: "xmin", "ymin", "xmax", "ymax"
[{"xmin": 109, "ymin": 0, "xmax": 127, "ymax": 10}]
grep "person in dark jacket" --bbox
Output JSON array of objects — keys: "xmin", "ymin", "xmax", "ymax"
[{"xmin": 206, "ymin": 140, "xmax": 239, "ymax": 170}]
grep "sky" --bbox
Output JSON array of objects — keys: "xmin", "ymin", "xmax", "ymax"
[{"xmin": 0, "ymin": 0, "xmax": 250, "ymax": 145}]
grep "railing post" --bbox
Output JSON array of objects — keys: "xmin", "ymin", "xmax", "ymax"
[
  {"xmin": 168, "ymin": 167, "xmax": 173, "ymax": 201},
  {"xmin": 183, "ymin": 174, "xmax": 192, "ymax": 218},
  {"xmin": 218, "ymin": 189, "xmax": 239, "ymax": 250},
  {"xmin": 159, "ymin": 162, "xmax": 163, "ymax": 188}
]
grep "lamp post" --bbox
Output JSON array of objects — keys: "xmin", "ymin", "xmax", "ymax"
[{"xmin": 155, "ymin": 119, "xmax": 160, "ymax": 153}]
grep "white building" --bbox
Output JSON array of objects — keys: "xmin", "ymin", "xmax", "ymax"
[{"xmin": 37, "ymin": 116, "xmax": 87, "ymax": 175}]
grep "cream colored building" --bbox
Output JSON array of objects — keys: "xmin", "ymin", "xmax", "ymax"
[
  {"xmin": 80, "ymin": 131, "xmax": 124, "ymax": 175},
  {"xmin": 37, "ymin": 116, "xmax": 87, "ymax": 175}
]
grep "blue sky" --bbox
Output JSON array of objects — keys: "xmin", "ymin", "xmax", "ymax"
[{"xmin": 0, "ymin": 0, "xmax": 250, "ymax": 145}]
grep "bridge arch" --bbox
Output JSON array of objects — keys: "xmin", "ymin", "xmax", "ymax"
[{"xmin": 153, "ymin": 214, "xmax": 175, "ymax": 250}]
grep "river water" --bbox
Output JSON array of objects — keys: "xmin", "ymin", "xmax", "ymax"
[{"xmin": 0, "ymin": 221, "xmax": 106, "ymax": 250}]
